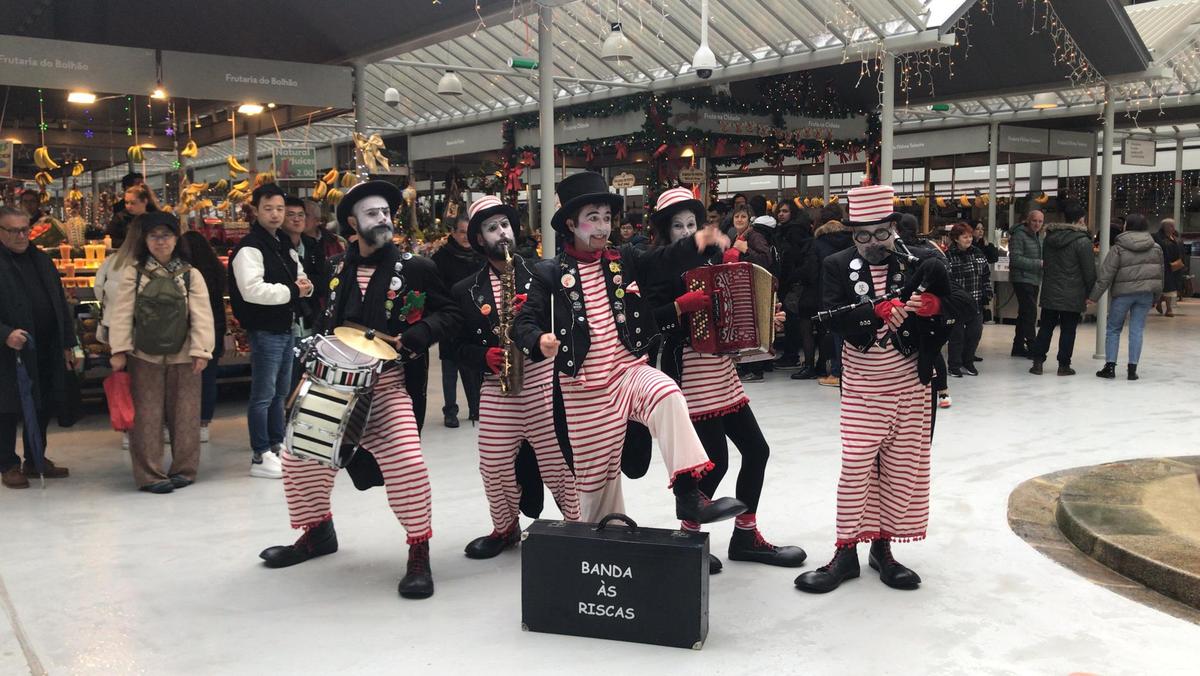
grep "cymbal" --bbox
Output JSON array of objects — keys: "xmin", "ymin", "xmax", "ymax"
[{"xmin": 332, "ymin": 325, "xmax": 399, "ymax": 361}]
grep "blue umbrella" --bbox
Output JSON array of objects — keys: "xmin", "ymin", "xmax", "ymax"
[{"xmin": 13, "ymin": 338, "xmax": 46, "ymax": 488}]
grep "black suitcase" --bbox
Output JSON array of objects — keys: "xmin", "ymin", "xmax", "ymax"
[{"xmin": 521, "ymin": 513, "xmax": 709, "ymax": 650}]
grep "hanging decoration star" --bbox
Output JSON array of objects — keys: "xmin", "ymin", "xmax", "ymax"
[
  {"xmin": 84, "ymin": 129, "xmax": 94, "ymax": 139},
  {"xmin": 165, "ymin": 126, "xmax": 175, "ymax": 136},
  {"xmin": 126, "ymin": 127, "xmax": 133, "ymax": 136}
]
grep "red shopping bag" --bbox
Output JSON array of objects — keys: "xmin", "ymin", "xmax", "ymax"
[{"xmin": 103, "ymin": 371, "xmax": 135, "ymax": 431}]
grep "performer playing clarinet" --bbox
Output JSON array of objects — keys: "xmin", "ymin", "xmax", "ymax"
[
  {"xmin": 513, "ymin": 171, "xmax": 745, "ymax": 524},
  {"xmin": 643, "ymin": 187, "xmax": 807, "ymax": 574},
  {"xmin": 258, "ymin": 181, "xmax": 461, "ymax": 600},
  {"xmin": 794, "ymin": 184, "xmax": 973, "ymax": 594},
  {"xmin": 451, "ymin": 196, "xmax": 581, "ymax": 559}
]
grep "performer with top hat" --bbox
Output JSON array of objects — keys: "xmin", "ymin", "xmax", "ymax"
[
  {"xmin": 258, "ymin": 180, "xmax": 462, "ymax": 600},
  {"xmin": 641, "ymin": 186, "xmax": 807, "ymax": 574},
  {"xmin": 450, "ymin": 195, "xmax": 581, "ymax": 559},
  {"xmin": 794, "ymin": 183, "xmax": 973, "ymax": 594},
  {"xmin": 514, "ymin": 172, "xmax": 747, "ymax": 524}
]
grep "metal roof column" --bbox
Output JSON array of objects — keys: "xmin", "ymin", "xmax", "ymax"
[
  {"xmin": 1094, "ymin": 85, "xmax": 1114, "ymax": 361},
  {"xmin": 538, "ymin": 2, "xmax": 555, "ymax": 259},
  {"xmin": 823, "ymin": 153, "xmax": 831, "ymax": 203},
  {"xmin": 988, "ymin": 121, "xmax": 998, "ymax": 242},
  {"xmin": 354, "ymin": 63, "xmax": 368, "ymax": 137},
  {"xmin": 880, "ymin": 53, "xmax": 895, "ymax": 185},
  {"xmin": 1174, "ymin": 137, "xmax": 1184, "ymax": 227}
]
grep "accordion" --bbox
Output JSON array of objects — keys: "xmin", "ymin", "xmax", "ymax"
[{"xmin": 683, "ymin": 262, "xmax": 776, "ymax": 362}]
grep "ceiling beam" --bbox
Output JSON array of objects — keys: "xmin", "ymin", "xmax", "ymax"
[
  {"xmin": 885, "ymin": 0, "xmax": 926, "ymax": 31},
  {"xmin": 841, "ymin": 0, "xmax": 886, "ymax": 38},
  {"xmin": 796, "ymin": 0, "xmax": 849, "ymax": 45},
  {"xmin": 759, "ymin": 0, "xmax": 818, "ymax": 53},
  {"xmin": 348, "ymin": 3, "xmax": 533, "ymax": 65}
]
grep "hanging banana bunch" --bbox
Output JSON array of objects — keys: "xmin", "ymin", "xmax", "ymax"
[
  {"xmin": 312, "ymin": 181, "xmax": 328, "ymax": 201},
  {"xmin": 227, "ymin": 155, "xmax": 248, "ymax": 174},
  {"xmin": 325, "ymin": 188, "xmax": 344, "ymax": 206},
  {"xmin": 340, "ymin": 172, "xmax": 357, "ymax": 188},
  {"xmin": 35, "ymin": 171, "xmax": 54, "ymax": 188},
  {"xmin": 320, "ymin": 168, "xmax": 339, "ymax": 185},
  {"xmin": 180, "ymin": 139, "xmax": 199, "ymax": 158},
  {"xmin": 214, "ymin": 179, "xmax": 228, "ymax": 192},
  {"xmin": 71, "ymin": 162, "xmax": 85, "ymax": 177},
  {"xmin": 34, "ymin": 146, "xmax": 60, "ymax": 170},
  {"xmin": 127, "ymin": 145, "xmax": 145, "ymax": 164}
]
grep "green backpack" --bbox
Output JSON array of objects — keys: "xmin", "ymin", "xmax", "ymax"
[{"xmin": 133, "ymin": 264, "xmax": 191, "ymax": 355}]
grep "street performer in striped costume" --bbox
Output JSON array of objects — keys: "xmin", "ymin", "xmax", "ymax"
[
  {"xmin": 258, "ymin": 181, "xmax": 461, "ymax": 601},
  {"xmin": 795, "ymin": 183, "xmax": 973, "ymax": 594},
  {"xmin": 513, "ymin": 171, "xmax": 746, "ymax": 525},
  {"xmin": 450, "ymin": 195, "xmax": 581, "ymax": 559},
  {"xmin": 643, "ymin": 187, "xmax": 807, "ymax": 574}
]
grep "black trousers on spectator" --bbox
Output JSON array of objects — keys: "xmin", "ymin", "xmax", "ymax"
[
  {"xmin": 0, "ymin": 407, "xmax": 52, "ymax": 472},
  {"xmin": 1031, "ymin": 308, "xmax": 1081, "ymax": 367},
  {"xmin": 441, "ymin": 357, "xmax": 481, "ymax": 419},
  {"xmin": 948, "ymin": 311, "xmax": 984, "ymax": 370},
  {"xmin": 1013, "ymin": 283, "xmax": 1040, "ymax": 353},
  {"xmin": 782, "ymin": 311, "xmax": 817, "ymax": 366},
  {"xmin": 931, "ymin": 352, "xmax": 948, "ymax": 393},
  {"xmin": 694, "ymin": 405, "xmax": 770, "ymax": 513}
]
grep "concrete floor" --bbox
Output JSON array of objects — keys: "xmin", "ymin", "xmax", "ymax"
[{"xmin": 2, "ymin": 309, "xmax": 1198, "ymax": 675}]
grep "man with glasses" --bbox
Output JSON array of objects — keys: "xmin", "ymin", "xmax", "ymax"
[
  {"xmin": 229, "ymin": 184, "xmax": 314, "ymax": 479},
  {"xmin": 795, "ymin": 184, "xmax": 973, "ymax": 595},
  {"xmin": 0, "ymin": 206, "xmax": 75, "ymax": 488},
  {"xmin": 283, "ymin": 196, "xmax": 328, "ymax": 389}
]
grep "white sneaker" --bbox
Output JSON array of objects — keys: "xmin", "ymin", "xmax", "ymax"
[
  {"xmin": 121, "ymin": 432, "xmax": 129, "ymax": 450},
  {"xmin": 162, "ymin": 426, "xmax": 171, "ymax": 445},
  {"xmin": 200, "ymin": 426, "xmax": 210, "ymax": 444},
  {"xmin": 250, "ymin": 450, "xmax": 283, "ymax": 479}
]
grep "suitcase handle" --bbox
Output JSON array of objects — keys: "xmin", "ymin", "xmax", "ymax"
[{"xmin": 596, "ymin": 513, "xmax": 638, "ymax": 532}]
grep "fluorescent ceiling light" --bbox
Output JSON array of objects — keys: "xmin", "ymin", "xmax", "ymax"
[
  {"xmin": 1031, "ymin": 93, "xmax": 1058, "ymax": 110},
  {"xmin": 237, "ymin": 103, "xmax": 265, "ymax": 115},
  {"xmin": 68, "ymin": 91, "xmax": 96, "ymax": 104}
]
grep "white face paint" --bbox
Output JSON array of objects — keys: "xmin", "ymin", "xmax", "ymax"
[
  {"xmin": 569, "ymin": 202, "xmax": 612, "ymax": 252},
  {"xmin": 669, "ymin": 210, "xmax": 698, "ymax": 243},
  {"xmin": 479, "ymin": 213, "xmax": 515, "ymax": 260},
  {"xmin": 351, "ymin": 195, "xmax": 394, "ymax": 247}
]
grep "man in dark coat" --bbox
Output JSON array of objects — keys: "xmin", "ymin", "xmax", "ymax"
[
  {"xmin": 432, "ymin": 215, "xmax": 483, "ymax": 427},
  {"xmin": 1029, "ymin": 202, "xmax": 1096, "ymax": 376},
  {"xmin": 812, "ymin": 207, "xmax": 853, "ymax": 386},
  {"xmin": 0, "ymin": 206, "xmax": 75, "ymax": 488}
]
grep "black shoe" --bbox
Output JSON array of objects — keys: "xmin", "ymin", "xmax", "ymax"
[
  {"xmin": 444, "ymin": 413, "xmax": 460, "ymax": 428},
  {"xmin": 948, "ymin": 367, "xmax": 963, "ymax": 378},
  {"xmin": 168, "ymin": 474, "xmax": 193, "ymax": 489},
  {"xmin": 972, "ymin": 356, "xmax": 983, "ymax": 363},
  {"xmin": 398, "ymin": 541, "xmax": 434, "ymax": 599},
  {"xmin": 794, "ymin": 546, "xmax": 860, "ymax": 593},
  {"xmin": 1029, "ymin": 361, "xmax": 1043, "ymax": 375},
  {"xmin": 1011, "ymin": 347, "xmax": 1031, "ymax": 358},
  {"xmin": 464, "ymin": 525, "xmax": 521, "ymax": 559},
  {"xmin": 727, "ymin": 527, "xmax": 807, "ymax": 567},
  {"xmin": 739, "ymin": 372, "xmax": 765, "ymax": 383},
  {"xmin": 789, "ymin": 366, "xmax": 817, "ymax": 380},
  {"xmin": 1096, "ymin": 362, "xmax": 1116, "ymax": 379},
  {"xmin": 139, "ymin": 480, "xmax": 174, "ymax": 494},
  {"xmin": 773, "ymin": 356, "xmax": 801, "ymax": 370},
  {"xmin": 260, "ymin": 519, "xmax": 338, "ymax": 568},
  {"xmin": 1057, "ymin": 365, "xmax": 1076, "ymax": 376},
  {"xmin": 675, "ymin": 488, "xmax": 747, "ymax": 524},
  {"xmin": 962, "ymin": 365, "xmax": 979, "ymax": 376},
  {"xmin": 708, "ymin": 553, "xmax": 723, "ymax": 575},
  {"xmin": 868, "ymin": 539, "xmax": 921, "ymax": 590},
  {"xmin": 1127, "ymin": 364, "xmax": 1139, "ymax": 381}
]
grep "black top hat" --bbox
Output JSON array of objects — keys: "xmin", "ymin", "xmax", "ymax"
[
  {"xmin": 551, "ymin": 171, "xmax": 624, "ymax": 235},
  {"xmin": 466, "ymin": 195, "xmax": 521, "ymax": 255},
  {"xmin": 336, "ymin": 180, "xmax": 403, "ymax": 237}
]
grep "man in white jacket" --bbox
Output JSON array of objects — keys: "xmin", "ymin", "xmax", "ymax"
[{"xmin": 228, "ymin": 184, "xmax": 313, "ymax": 478}]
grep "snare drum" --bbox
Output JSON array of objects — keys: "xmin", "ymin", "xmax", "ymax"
[
  {"xmin": 308, "ymin": 335, "xmax": 380, "ymax": 390},
  {"xmin": 286, "ymin": 379, "xmax": 372, "ymax": 468}
]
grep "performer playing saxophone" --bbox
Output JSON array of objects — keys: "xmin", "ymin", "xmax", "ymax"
[{"xmin": 449, "ymin": 196, "xmax": 580, "ymax": 559}]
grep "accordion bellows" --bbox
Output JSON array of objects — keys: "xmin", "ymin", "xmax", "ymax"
[{"xmin": 683, "ymin": 262, "xmax": 776, "ymax": 363}]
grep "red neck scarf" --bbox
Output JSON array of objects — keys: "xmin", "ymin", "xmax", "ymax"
[{"xmin": 564, "ymin": 242, "xmax": 604, "ymax": 263}]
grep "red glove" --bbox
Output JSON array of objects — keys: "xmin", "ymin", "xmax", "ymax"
[
  {"xmin": 874, "ymin": 298, "xmax": 904, "ymax": 323},
  {"xmin": 675, "ymin": 290, "xmax": 711, "ymax": 315},
  {"xmin": 914, "ymin": 293, "xmax": 942, "ymax": 317},
  {"xmin": 486, "ymin": 347, "xmax": 504, "ymax": 374},
  {"xmin": 722, "ymin": 248, "xmax": 741, "ymax": 264},
  {"xmin": 512, "ymin": 293, "xmax": 528, "ymax": 314}
]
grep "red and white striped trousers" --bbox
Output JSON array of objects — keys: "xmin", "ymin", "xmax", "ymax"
[
  {"xmin": 477, "ymin": 378, "xmax": 580, "ymax": 532},
  {"xmin": 562, "ymin": 363, "xmax": 713, "ymax": 522},
  {"xmin": 835, "ymin": 382, "xmax": 931, "ymax": 546},
  {"xmin": 283, "ymin": 368, "xmax": 433, "ymax": 544}
]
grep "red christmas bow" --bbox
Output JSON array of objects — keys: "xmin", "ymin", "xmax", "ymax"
[
  {"xmin": 653, "ymin": 143, "xmax": 669, "ymax": 159},
  {"xmin": 520, "ymin": 150, "xmax": 535, "ymax": 166},
  {"xmin": 614, "ymin": 141, "xmax": 628, "ymax": 160},
  {"xmin": 505, "ymin": 164, "xmax": 525, "ymax": 192},
  {"xmin": 583, "ymin": 144, "xmax": 595, "ymax": 163},
  {"xmin": 714, "ymin": 138, "xmax": 728, "ymax": 156}
]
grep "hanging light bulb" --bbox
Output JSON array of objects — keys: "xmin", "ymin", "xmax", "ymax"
[
  {"xmin": 601, "ymin": 22, "xmax": 632, "ymax": 63},
  {"xmin": 437, "ymin": 70, "xmax": 464, "ymax": 96}
]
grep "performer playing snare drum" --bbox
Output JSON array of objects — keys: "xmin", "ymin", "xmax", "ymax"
[{"xmin": 258, "ymin": 181, "xmax": 461, "ymax": 601}]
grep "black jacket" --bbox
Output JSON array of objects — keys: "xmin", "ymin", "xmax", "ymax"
[
  {"xmin": 450, "ymin": 256, "xmax": 537, "ymax": 378},
  {"xmin": 0, "ymin": 245, "xmax": 77, "ymax": 415},
  {"xmin": 820, "ymin": 243, "xmax": 975, "ymax": 385},
  {"xmin": 228, "ymin": 222, "xmax": 301, "ymax": 333},
  {"xmin": 640, "ymin": 247, "xmax": 724, "ymax": 386},
  {"xmin": 433, "ymin": 238, "xmax": 483, "ymax": 361},
  {"xmin": 293, "ymin": 233, "xmax": 329, "ymax": 331},
  {"xmin": 513, "ymin": 235, "xmax": 708, "ymax": 378}
]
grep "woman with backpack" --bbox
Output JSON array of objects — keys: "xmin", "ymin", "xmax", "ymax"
[{"xmin": 107, "ymin": 213, "xmax": 215, "ymax": 493}]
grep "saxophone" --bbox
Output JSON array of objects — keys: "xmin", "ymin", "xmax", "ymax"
[{"xmin": 497, "ymin": 242, "xmax": 524, "ymax": 396}]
